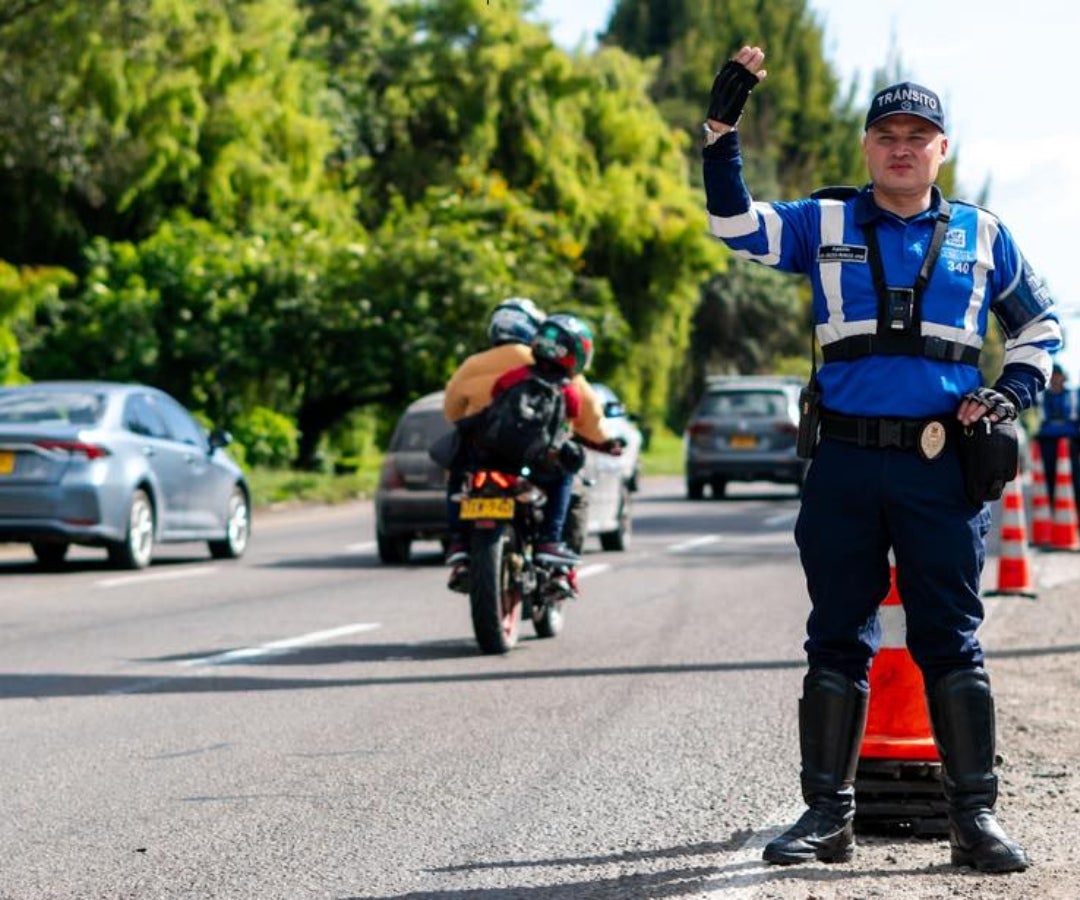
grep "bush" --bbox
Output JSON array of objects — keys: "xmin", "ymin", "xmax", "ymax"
[{"xmin": 230, "ymin": 406, "xmax": 299, "ymax": 469}]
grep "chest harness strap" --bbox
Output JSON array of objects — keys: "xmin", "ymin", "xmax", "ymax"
[{"xmin": 821, "ymin": 200, "xmax": 980, "ymax": 366}]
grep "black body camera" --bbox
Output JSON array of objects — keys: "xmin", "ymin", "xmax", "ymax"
[{"xmin": 796, "ymin": 380, "xmax": 823, "ymax": 460}]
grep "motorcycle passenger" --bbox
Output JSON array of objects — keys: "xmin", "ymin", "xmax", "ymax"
[
  {"xmin": 488, "ymin": 313, "xmax": 618, "ymax": 595},
  {"xmin": 442, "ymin": 301, "xmax": 617, "ymax": 593}
]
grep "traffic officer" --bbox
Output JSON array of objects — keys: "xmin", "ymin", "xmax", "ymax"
[
  {"xmin": 1036, "ymin": 363, "xmax": 1079, "ymax": 505},
  {"xmin": 702, "ymin": 46, "xmax": 1062, "ymax": 873}
]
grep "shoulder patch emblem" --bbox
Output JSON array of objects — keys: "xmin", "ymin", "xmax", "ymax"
[{"xmin": 945, "ymin": 228, "xmax": 967, "ymax": 249}]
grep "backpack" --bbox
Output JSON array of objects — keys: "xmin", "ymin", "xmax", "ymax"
[{"xmin": 475, "ymin": 372, "xmax": 567, "ymax": 469}]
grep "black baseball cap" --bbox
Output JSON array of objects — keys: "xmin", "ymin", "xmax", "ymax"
[{"xmin": 865, "ymin": 82, "xmax": 945, "ymax": 132}]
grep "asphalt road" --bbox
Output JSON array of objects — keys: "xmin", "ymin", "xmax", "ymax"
[{"xmin": 1, "ymin": 476, "xmax": 1077, "ymax": 900}]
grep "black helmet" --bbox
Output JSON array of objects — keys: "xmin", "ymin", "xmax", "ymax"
[
  {"xmin": 532, "ymin": 313, "xmax": 594, "ymax": 375},
  {"xmin": 488, "ymin": 297, "xmax": 545, "ymax": 346}
]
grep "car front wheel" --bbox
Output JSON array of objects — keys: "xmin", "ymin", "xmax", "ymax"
[
  {"xmin": 209, "ymin": 487, "xmax": 251, "ymax": 560},
  {"xmin": 107, "ymin": 489, "xmax": 155, "ymax": 570},
  {"xmin": 599, "ymin": 483, "xmax": 632, "ymax": 552}
]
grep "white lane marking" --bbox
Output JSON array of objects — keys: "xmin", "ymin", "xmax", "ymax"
[
  {"xmin": 577, "ymin": 563, "xmax": 611, "ymax": 580},
  {"xmin": 179, "ymin": 622, "xmax": 382, "ymax": 668},
  {"xmin": 108, "ymin": 622, "xmax": 384, "ymax": 695},
  {"xmin": 763, "ymin": 510, "xmax": 798, "ymax": 527},
  {"xmin": 668, "ymin": 532, "xmax": 798, "ymax": 556},
  {"xmin": 668, "ymin": 535, "xmax": 720, "ymax": 554},
  {"xmin": 345, "ymin": 541, "xmax": 376, "ymax": 553},
  {"xmin": 97, "ymin": 566, "xmax": 219, "ymax": 589}
]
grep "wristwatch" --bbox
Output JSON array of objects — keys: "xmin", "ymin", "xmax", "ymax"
[{"xmin": 702, "ymin": 121, "xmax": 733, "ymax": 147}]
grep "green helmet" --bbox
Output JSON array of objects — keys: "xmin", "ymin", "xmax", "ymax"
[{"xmin": 532, "ymin": 313, "xmax": 594, "ymax": 375}]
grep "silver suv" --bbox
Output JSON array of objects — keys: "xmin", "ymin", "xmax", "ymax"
[{"xmin": 683, "ymin": 375, "xmax": 808, "ymax": 499}]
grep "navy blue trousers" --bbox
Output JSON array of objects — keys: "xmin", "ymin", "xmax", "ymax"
[{"xmin": 794, "ymin": 437, "xmax": 991, "ymax": 691}]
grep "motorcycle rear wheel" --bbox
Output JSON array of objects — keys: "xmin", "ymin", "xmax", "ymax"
[{"xmin": 469, "ymin": 528, "xmax": 522, "ymax": 654}]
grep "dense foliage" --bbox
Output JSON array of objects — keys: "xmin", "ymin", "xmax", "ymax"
[{"xmin": 0, "ymin": 0, "xmax": 921, "ymax": 461}]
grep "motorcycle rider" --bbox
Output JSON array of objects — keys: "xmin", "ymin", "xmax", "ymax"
[
  {"xmin": 487, "ymin": 313, "xmax": 623, "ymax": 596},
  {"xmin": 443, "ymin": 300, "xmax": 617, "ymax": 592}
]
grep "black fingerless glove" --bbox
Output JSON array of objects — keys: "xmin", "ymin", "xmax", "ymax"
[
  {"xmin": 963, "ymin": 387, "xmax": 1018, "ymax": 422},
  {"xmin": 706, "ymin": 60, "xmax": 761, "ymax": 127},
  {"xmin": 558, "ymin": 441, "xmax": 586, "ymax": 474}
]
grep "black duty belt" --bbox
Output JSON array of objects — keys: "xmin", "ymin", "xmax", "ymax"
[
  {"xmin": 820, "ymin": 411, "xmax": 956, "ymax": 458},
  {"xmin": 821, "ymin": 334, "xmax": 981, "ymax": 366}
]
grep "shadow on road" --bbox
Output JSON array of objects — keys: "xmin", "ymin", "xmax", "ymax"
[
  {"xmin": 343, "ymin": 832, "xmax": 956, "ymax": 899},
  {"xmin": 0, "ymin": 656, "xmax": 810, "ymax": 700},
  {"xmin": 4, "ymin": 641, "xmax": 1078, "ymax": 701}
]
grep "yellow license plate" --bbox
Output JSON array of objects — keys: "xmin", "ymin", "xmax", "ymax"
[
  {"xmin": 0, "ymin": 451, "xmax": 13, "ymax": 475},
  {"xmin": 460, "ymin": 497, "xmax": 514, "ymax": 520},
  {"xmin": 729, "ymin": 434, "xmax": 757, "ymax": 448}
]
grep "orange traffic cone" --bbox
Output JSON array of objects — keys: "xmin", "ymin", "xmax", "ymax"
[
  {"xmin": 984, "ymin": 476, "xmax": 1036, "ymax": 598},
  {"xmin": 1029, "ymin": 439, "xmax": 1053, "ymax": 547},
  {"xmin": 854, "ymin": 566, "xmax": 947, "ymax": 836},
  {"xmin": 1050, "ymin": 437, "xmax": 1080, "ymax": 551},
  {"xmin": 859, "ymin": 567, "xmax": 938, "ymax": 761}
]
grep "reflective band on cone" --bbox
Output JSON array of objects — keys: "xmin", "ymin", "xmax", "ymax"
[
  {"xmin": 985, "ymin": 476, "xmax": 1036, "ymax": 598},
  {"xmin": 859, "ymin": 567, "xmax": 939, "ymax": 762},
  {"xmin": 1029, "ymin": 440, "xmax": 1053, "ymax": 547},
  {"xmin": 1050, "ymin": 436, "xmax": 1080, "ymax": 552}
]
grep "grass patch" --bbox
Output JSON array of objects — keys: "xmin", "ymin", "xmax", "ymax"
[
  {"xmin": 640, "ymin": 427, "xmax": 684, "ymax": 477},
  {"xmin": 247, "ymin": 465, "xmax": 380, "ymax": 509}
]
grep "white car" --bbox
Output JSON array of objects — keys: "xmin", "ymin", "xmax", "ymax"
[{"xmin": 569, "ymin": 382, "xmax": 643, "ymax": 553}]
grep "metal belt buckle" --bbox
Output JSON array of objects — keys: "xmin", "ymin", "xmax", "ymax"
[
  {"xmin": 917, "ymin": 420, "xmax": 947, "ymax": 460},
  {"xmin": 878, "ymin": 419, "xmax": 904, "ymax": 449}
]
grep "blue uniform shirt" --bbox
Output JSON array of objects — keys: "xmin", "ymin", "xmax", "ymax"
[{"xmin": 703, "ymin": 132, "xmax": 1062, "ymax": 418}]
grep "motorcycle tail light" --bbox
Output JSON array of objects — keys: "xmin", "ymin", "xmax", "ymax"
[{"xmin": 472, "ymin": 470, "xmax": 514, "ymax": 490}]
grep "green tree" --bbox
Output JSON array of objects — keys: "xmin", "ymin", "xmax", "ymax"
[
  {"xmin": 302, "ymin": 0, "xmax": 723, "ymax": 429},
  {"xmin": 0, "ymin": 0, "xmax": 353, "ymax": 268},
  {"xmin": 0, "ymin": 262, "xmax": 75, "ymax": 385}
]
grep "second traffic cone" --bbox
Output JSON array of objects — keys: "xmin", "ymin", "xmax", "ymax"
[
  {"xmin": 1029, "ymin": 440, "xmax": 1053, "ymax": 547},
  {"xmin": 859, "ymin": 567, "xmax": 938, "ymax": 761},
  {"xmin": 1050, "ymin": 436, "xmax": 1080, "ymax": 551},
  {"xmin": 985, "ymin": 476, "xmax": 1036, "ymax": 598}
]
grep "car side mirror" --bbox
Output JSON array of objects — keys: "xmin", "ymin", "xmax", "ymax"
[{"xmin": 208, "ymin": 428, "xmax": 232, "ymax": 450}]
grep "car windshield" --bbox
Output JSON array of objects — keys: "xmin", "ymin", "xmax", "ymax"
[
  {"xmin": 0, "ymin": 390, "xmax": 105, "ymax": 425},
  {"xmin": 391, "ymin": 410, "xmax": 451, "ymax": 451},
  {"xmin": 700, "ymin": 390, "xmax": 787, "ymax": 418}
]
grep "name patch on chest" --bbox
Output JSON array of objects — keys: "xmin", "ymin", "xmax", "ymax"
[{"xmin": 817, "ymin": 244, "xmax": 868, "ymax": 263}]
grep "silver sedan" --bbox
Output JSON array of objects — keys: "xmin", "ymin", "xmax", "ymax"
[{"xmin": 0, "ymin": 381, "xmax": 251, "ymax": 569}]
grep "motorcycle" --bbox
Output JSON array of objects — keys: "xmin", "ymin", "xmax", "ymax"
[{"xmin": 454, "ymin": 464, "xmax": 574, "ymax": 655}]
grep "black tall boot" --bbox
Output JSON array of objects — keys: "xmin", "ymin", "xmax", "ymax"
[
  {"xmin": 763, "ymin": 668, "xmax": 869, "ymax": 865},
  {"xmin": 928, "ymin": 667, "xmax": 1029, "ymax": 873}
]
